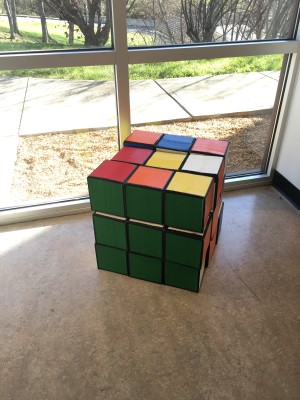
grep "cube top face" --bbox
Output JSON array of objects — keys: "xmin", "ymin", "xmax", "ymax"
[
  {"xmin": 157, "ymin": 134, "xmax": 194, "ymax": 152},
  {"xmin": 146, "ymin": 150, "xmax": 187, "ymax": 170},
  {"xmin": 111, "ymin": 147, "xmax": 153, "ymax": 165},
  {"xmin": 89, "ymin": 160, "xmax": 136, "ymax": 183},
  {"xmin": 182, "ymin": 153, "xmax": 223, "ymax": 176},
  {"xmin": 191, "ymin": 138, "xmax": 229, "ymax": 157},
  {"xmin": 127, "ymin": 166, "xmax": 173, "ymax": 189},
  {"xmin": 166, "ymin": 171, "xmax": 213, "ymax": 197},
  {"xmin": 124, "ymin": 130, "xmax": 162, "ymax": 147}
]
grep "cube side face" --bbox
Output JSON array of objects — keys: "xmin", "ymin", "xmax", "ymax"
[
  {"xmin": 216, "ymin": 160, "xmax": 225, "ymax": 202},
  {"xmin": 202, "ymin": 218, "xmax": 212, "ymax": 267},
  {"xmin": 165, "ymin": 232, "xmax": 203, "ymax": 268},
  {"xmin": 204, "ymin": 182, "xmax": 214, "ymax": 227},
  {"xmin": 211, "ymin": 198, "xmax": 222, "ymax": 239},
  {"xmin": 126, "ymin": 185, "xmax": 163, "ymax": 224},
  {"xmin": 129, "ymin": 253, "xmax": 163, "ymax": 284},
  {"xmin": 216, "ymin": 202, "xmax": 224, "ymax": 244},
  {"xmin": 93, "ymin": 214, "xmax": 127, "ymax": 250},
  {"xmin": 209, "ymin": 234, "xmax": 217, "ymax": 263},
  {"xmin": 165, "ymin": 261, "xmax": 199, "ymax": 292},
  {"xmin": 95, "ymin": 244, "xmax": 127, "ymax": 275},
  {"xmin": 88, "ymin": 178, "xmax": 125, "ymax": 216},
  {"xmin": 165, "ymin": 192, "xmax": 205, "ymax": 232},
  {"xmin": 128, "ymin": 223, "xmax": 163, "ymax": 258}
]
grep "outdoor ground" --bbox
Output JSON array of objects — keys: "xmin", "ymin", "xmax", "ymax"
[{"xmin": 10, "ymin": 112, "xmax": 271, "ymax": 204}]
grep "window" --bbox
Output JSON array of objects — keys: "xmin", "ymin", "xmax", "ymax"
[
  {"xmin": 0, "ymin": 0, "xmax": 299, "ymax": 223},
  {"xmin": 127, "ymin": 0, "xmax": 299, "ymax": 46}
]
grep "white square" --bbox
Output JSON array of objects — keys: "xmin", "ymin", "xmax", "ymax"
[{"xmin": 182, "ymin": 154, "xmax": 223, "ymax": 175}]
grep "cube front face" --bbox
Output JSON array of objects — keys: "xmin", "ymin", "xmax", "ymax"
[
  {"xmin": 165, "ymin": 231, "xmax": 203, "ymax": 268},
  {"xmin": 95, "ymin": 244, "xmax": 127, "ymax": 275},
  {"xmin": 165, "ymin": 171, "xmax": 213, "ymax": 232},
  {"xmin": 93, "ymin": 214, "xmax": 127, "ymax": 250},
  {"xmin": 88, "ymin": 178, "xmax": 125, "ymax": 216},
  {"xmin": 126, "ymin": 185, "xmax": 163, "ymax": 224},
  {"xmin": 88, "ymin": 160, "xmax": 137, "ymax": 216},
  {"xmin": 126, "ymin": 166, "xmax": 173, "ymax": 224},
  {"xmin": 128, "ymin": 223, "xmax": 163, "ymax": 258},
  {"xmin": 165, "ymin": 261, "xmax": 200, "ymax": 292},
  {"xmin": 165, "ymin": 192, "xmax": 205, "ymax": 232},
  {"xmin": 129, "ymin": 253, "xmax": 163, "ymax": 284}
]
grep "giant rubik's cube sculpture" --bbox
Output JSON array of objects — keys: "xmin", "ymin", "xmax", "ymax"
[{"xmin": 88, "ymin": 130, "xmax": 229, "ymax": 292}]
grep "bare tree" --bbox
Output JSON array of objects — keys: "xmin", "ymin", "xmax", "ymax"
[
  {"xmin": 4, "ymin": 0, "xmax": 15, "ymax": 39},
  {"xmin": 44, "ymin": 0, "xmax": 111, "ymax": 47},
  {"xmin": 181, "ymin": 0, "xmax": 297, "ymax": 43}
]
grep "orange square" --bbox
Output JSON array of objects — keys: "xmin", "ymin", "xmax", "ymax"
[{"xmin": 127, "ymin": 166, "xmax": 173, "ymax": 189}]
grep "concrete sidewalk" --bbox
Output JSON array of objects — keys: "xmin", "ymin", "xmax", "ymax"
[
  {"xmin": 1, "ymin": 71, "xmax": 279, "ymax": 137},
  {"xmin": 0, "ymin": 71, "xmax": 279, "ymax": 205}
]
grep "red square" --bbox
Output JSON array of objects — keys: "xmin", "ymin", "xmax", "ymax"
[
  {"xmin": 125, "ymin": 130, "xmax": 162, "ymax": 146},
  {"xmin": 89, "ymin": 160, "xmax": 136, "ymax": 183},
  {"xmin": 111, "ymin": 147, "xmax": 153, "ymax": 165},
  {"xmin": 192, "ymin": 138, "xmax": 229, "ymax": 157}
]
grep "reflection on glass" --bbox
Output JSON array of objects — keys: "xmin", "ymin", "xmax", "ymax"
[
  {"xmin": 127, "ymin": 0, "xmax": 299, "ymax": 47},
  {"xmin": 0, "ymin": 66, "xmax": 118, "ymax": 208},
  {"xmin": 0, "ymin": 0, "xmax": 112, "ymax": 52},
  {"xmin": 128, "ymin": 55, "xmax": 284, "ymax": 175}
]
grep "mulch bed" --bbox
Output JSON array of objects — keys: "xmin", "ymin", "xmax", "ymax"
[{"xmin": 10, "ymin": 112, "xmax": 271, "ymax": 203}]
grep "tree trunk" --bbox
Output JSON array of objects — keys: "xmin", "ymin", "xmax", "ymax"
[
  {"xmin": 4, "ymin": 0, "xmax": 15, "ymax": 40},
  {"xmin": 11, "ymin": 0, "xmax": 21, "ymax": 35},
  {"xmin": 69, "ymin": 22, "xmax": 74, "ymax": 45},
  {"xmin": 37, "ymin": 0, "xmax": 49, "ymax": 43}
]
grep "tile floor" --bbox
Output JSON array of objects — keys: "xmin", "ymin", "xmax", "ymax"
[{"xmin": 0, "ymin": 186, "xmax": 299, "ymax": 400}]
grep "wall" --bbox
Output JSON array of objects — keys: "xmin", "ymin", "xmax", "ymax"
[{"xmin": 276, "ymin": 58, "xmax": 300, "ymax": 190}]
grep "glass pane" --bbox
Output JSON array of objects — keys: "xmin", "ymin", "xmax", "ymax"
[
  {"xmin": 0, "ymin": 0, "xmax": 112, "ymax": 52},
  {"xmin": 128, "ymin": 55, "xmax": 284, "ymax": 175},
  {"xmin": 0, "ymin": 65, "xmax": 118, "ymax": 208},
  {"xmin": 127, "ymin": 0, "xmax": 299, "ymax": 47}
]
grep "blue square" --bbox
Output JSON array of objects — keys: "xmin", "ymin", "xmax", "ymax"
[{"xmin": 156, "ymin": 134, "xmax": 194, "ymax": 152}]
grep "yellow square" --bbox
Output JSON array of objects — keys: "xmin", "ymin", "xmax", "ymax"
[
  {"xmin": 166, "ymin": 172, "xmax": 213, "ymax": 197},
  {"xmin": 146, "ymin": 151, "xmax": 186, "ymax": 170}
]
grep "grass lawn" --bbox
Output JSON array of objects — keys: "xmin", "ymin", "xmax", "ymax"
[{"xmin": 0, "ymin": 16, "xmax": 283, "ymax": 81}]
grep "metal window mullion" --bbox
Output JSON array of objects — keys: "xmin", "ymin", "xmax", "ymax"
[
  {"xmin": 111, "ymin": 0, "xmax": 131, "ymax": 147},
  {"xmin": 0, "ymin": 50, "xmax": 116, "ymax": 71},
  {"xmin": 128, "ymin": 41, "xmax": 300, "ymax": 64}
]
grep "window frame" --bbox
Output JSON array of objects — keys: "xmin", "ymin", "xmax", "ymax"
[{"xmin": 0, "ymin": 0, "xmax": 299, "ymax": 225}]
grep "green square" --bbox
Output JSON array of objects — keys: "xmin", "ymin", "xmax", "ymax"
[
  {"xmin": 93, "ymin": 214, "xmax": 127, "ymax": 250},
  {"xmin": 88, "ymin": 178, "xmax": 125, "ymax": 216},
  {"xmin": 165, "ymin": 231, "xmax": 203, "ymax": 268},
  {"xmin": 165, "ymin": 192, "xmax": 205, "ymax": 232},
  {"xmin": 126, "ymin": 185, "xmax": 163, "ymax": 224},
  {"xmin": 128, "ymin": 223, "xmax": 163, "ymax": 258},
  {"xmin": 129, "ymin": 253, "xmax": 162, "ymax": 284},
  {"xmin": 95, "ymin": 244, "xmax": 127, "ymax": 275},
  {"xmin": 165, "ymin": 261, "xmax": 200, "ymax": 292}
]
